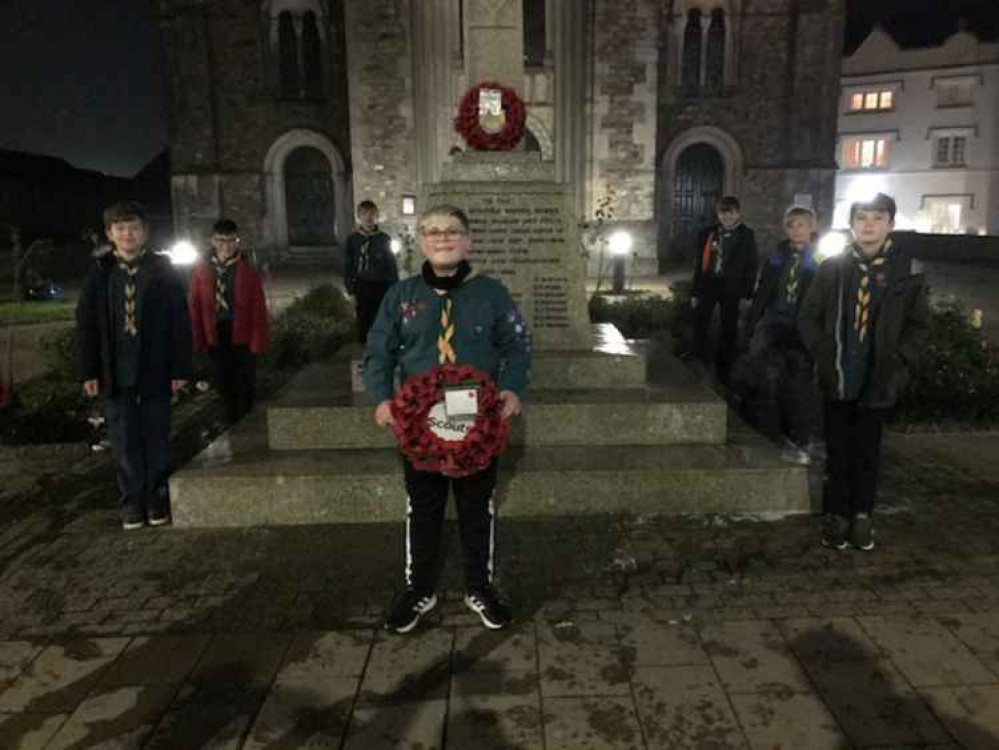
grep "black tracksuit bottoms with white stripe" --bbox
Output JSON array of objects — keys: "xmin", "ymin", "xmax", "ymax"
[{"xmin": 402, "ymin": 459, "xmax": 499, "ymax": 595}]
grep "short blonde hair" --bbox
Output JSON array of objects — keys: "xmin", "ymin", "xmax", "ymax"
[
  {"xmin": 419, "ymin": 204, "xmax": 469, "ymax": 232},
  {"xmin": 784, "ymin": 205, "xmax": 815, "ymax": 226}
]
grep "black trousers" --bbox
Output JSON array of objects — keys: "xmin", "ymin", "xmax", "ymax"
[
  {"xmin": 823, "ymin": 400, "xmax": 888, "ymax": 518},
  {"xmin": 105, "ymin": 391, "xmax": 172, "ymax": 512},
  {"xmin": 402, "ymin": 459, "xmax": 499, "ymax": 594},
  {"xmin": 694, "ymin": 277, "xmax": 741, "ymax": 383},
  {"xmin": 746, "ymin": 326, "xmax": 815, "ymax": 445},
  {"xmin": 354, "ymin": 279, "xmax": 392, "ymax": 344},
  {"xmin": 211, "ymin": 321, "xmax": 256, "ymax": 424}
]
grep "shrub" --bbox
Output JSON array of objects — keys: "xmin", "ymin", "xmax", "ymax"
[
  {"xmin": 262, "ymin": 284, "xmax": 354, "ymax": 370},
  {"xmin": 0, "ymin": 376, "xmax": 91, "ymax": 445},
  {"xmin": 896, "ymin": 301, "xmax": 999, "ymax": 429},
  {"xmin": 40, "ymin": 326, "xmax": 76, "ymax": 381},
  {"xmin": 589, "ymin": 293, "xmax": 687, "ymax": 340}
]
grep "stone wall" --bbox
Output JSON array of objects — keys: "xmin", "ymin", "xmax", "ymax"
[
  {"xmin": 656, "ymin": 0, "xmax": 845, "ymax": 264},
  {"xmin": 343, "ymin": 0, "xmax": 417, "ymax": 226},
  {"xmin": 590, "ymin": 0, "xmax": 660, "ymax": 222},
  {"xmin": 157, "ymin": 0, "xmax": 351, "ymax": 255}
]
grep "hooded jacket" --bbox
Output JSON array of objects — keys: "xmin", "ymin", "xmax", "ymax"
[{"xmin": 798, "ymin": 239, "xmax": 930, "ymax": 408}]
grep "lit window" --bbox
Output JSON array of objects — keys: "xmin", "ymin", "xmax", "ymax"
[
  {"xmin": 843, "ymin": 137, "xmax": 890, "ymax": 169},
  {"xmin": 848, "ymin": 89, "xmax": 895, "ymax": 112},
  {"xmin": 923, "ymin": 196, "xmax": 970, "ymax": 234}
]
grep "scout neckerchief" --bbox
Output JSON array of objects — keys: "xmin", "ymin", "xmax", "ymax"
[
  {"xmin": 211, "ymin": 251, "xmax": 241, "ymax": 313},
  {"xmin": 422, "ymin": 260, "xmax": 472, "ymax": 365},
  {"xmin": 851, "ymin": 238, "xmax": 892, "ymax": 343},
  {"xmin": 785, "ymin": 247, "xmax": 804, "ymax": 305},
  {"xmin": 113, "ymin": 249, "xmax": 146, "ymax": 337},
  {"xmin": 355, "ymin": 225, "xmax": 379, "ymax": 274}
]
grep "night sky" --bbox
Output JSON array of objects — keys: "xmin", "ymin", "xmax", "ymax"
[{"xmin": 0, "ymin": 0, "xmax": 995, "ymax": 178}]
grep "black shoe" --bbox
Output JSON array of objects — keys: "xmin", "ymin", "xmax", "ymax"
[
  {"xmin": 820, "ymin": 514, "xmax": 849, "ymax": 551},
  {"xmin": 121, "ymin": 505, "xmax": 146, "ymax": 531},
  {"xmin": 851, "ymin": 513, "xmax": 874, "ymax": 551},
  {"xmin": 384, "ymin": 588, "xmax": 438, "ymax": 634},
  {"xmin": 464, "ymin": 586, "xmax": 512, "ymax": 630},
  {"xmin": 147, "ymin": 491, "xmax": 172, "ymax": 527}
]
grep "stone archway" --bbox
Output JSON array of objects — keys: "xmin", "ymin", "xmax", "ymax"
[
  {"xmin": 524, "ymin": 112, "xmax": 555, "ymax": 162},
  {"xmin": 263, "ymin": 129, "xmax": 350, "ymax": 255},
  {"xmin": 658, "ymin": 126, "xmax": 744, "ymax": 265}
]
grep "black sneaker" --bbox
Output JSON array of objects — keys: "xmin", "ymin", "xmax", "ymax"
[
  {"xmin": 384, "ymin": 589, "xmax": 438, "ymax": 634},
  {"xmin": 851, "ymin": 513, "xmax": 874, "ymax": 551},
  {"xmin": 121, "ymin": 505, "xmax": 146, "ymax": 531},
  {"xmin": 464, "ymin": 586, "xmax": 512, "ymax": 630},
  {"xmin": 820, "ymin": 514, "xmax": 849, "ymax": 551},
  {"xmin": 147, "ymin": 490, "xmax": 172, "ymax": 527}
]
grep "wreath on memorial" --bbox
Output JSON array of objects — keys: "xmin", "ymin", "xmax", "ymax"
[
  {"xmin": 454, "ymin": 81, "xmax": 527, "ymax": 151},
  {"xmin": 391, "ymin": 363, "xmax": 511, "ymax": 478}
]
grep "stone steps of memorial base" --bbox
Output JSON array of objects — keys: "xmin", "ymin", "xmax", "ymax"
[
  {"xmin": 267, "ymin": 387, "xmax": 726, "ymax": 450},
  {"xmin": 170, "ymin": 427, "xmax": 810, "ymax": 528}
]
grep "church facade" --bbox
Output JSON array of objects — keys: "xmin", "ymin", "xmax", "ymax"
[{"xmin": 157, "ymin": 0, "xmax": 844, "ymax": 271}]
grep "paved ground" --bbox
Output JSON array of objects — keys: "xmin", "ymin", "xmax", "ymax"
[
  {"xmin": 3, "ymin": 263, "xmax": 999, "ymax": 748},
  {"xmin": 2, "ymin": 387, "xmax": 999, "ymax": 748}
]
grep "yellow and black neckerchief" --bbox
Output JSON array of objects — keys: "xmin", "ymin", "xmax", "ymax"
[{"xmin": 114, "ymin": 249, "xmax": 146, "ymax": 337}]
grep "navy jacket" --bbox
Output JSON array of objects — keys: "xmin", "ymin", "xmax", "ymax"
[{"xmin": 76, "ymin": 250, "xmax": 193, "ymax": 398}]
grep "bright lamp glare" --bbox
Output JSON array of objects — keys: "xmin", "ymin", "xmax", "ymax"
[
  {"xmin": 168, "ymin": 241, "xmax": 198, "ymax": 266},
  {"xmin": 390, "ymin": 239, "xmax": 402, "ymax": 255},
  {"xmin": 818, "ymin": 232, "xmax": 848, "ymax": 259},
  {"xmin": 609, "ymin": 231, "xmax": 633, "ymax": 256}
]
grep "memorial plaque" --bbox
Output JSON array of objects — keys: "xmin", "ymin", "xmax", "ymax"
[{"xmin": 426, "ymin": 158, "xmax": 592, "ymax": 349}]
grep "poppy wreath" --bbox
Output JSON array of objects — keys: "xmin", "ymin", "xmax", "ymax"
[
  {"xmin": 454, "ymin": 81, "xmax": 527, "ymax": 151},
  {"xmin": 391, "ymin": 363, "xmax": 511, "ymax": 478}
]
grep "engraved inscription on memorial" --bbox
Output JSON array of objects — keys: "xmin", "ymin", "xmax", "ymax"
[{"xmin": 467, "ymin": 194, "xmax": 572, "ymax": 331}]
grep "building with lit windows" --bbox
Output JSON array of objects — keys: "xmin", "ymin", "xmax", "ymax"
[{"xmin": 834, "ymin": 27, "xmax": 999, "ymax": 235}]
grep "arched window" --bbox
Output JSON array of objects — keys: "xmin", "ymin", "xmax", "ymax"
[
  {"xmin": 681, "ymin": 9, "xmax": 702, "ymax": 89},
  {"xmin": 523, "ymin": 0, "xmax": 546, "ymax": 67},
  {"xmin": 278, "ymin": 11, "xmax": 300, "ymax": 98},
  {"xmin": 705, "ymin": 9, "xmax": 725, "ymax": 91},
  {"xmin": 302, "ymin": 11, "xmax": 323, "ymax": 99}
]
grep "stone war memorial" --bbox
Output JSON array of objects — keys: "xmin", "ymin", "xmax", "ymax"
[{"xmin": 169, "ymin": 0, "xmax": 810, "ymax": 526}]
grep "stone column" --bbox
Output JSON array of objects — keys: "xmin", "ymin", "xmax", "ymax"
[
  {"xmin": 552, "ymin": 0, "xmax": 587, "ymax": 215},
  {"xmin": 463, "ymin": 0, "xmax": 524, "ymax": 94}
]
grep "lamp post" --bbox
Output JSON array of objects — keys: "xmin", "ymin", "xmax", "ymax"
[{"xmin": 609, "ymin": 231, "xmax": 633, "ymax": 294}]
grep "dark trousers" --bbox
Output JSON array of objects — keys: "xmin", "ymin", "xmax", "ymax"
[
  {"xmin": 211, "ymin": 321, "xmax": 256, "ymax": 424},
  {"xmin": 105, "ymin": 391, "xmax": 172, "ymax": 512},
  {"xmin": 694, "ymin": 277, "xmax": 741, "ymax": 383},
  {"xmin": 746, "ymin": 326, "xmax": 815, "ymax": 445},
  {"xmin": 354, "ymin": 279, "xmax": 392, "ymax": 344},
  {"xmin": 823, "ymin": 400, "xmax": 888, "ymax": 518},
  {"xmin": 402, "ymin": 459, "xmax": 499, "ymax": 594}
]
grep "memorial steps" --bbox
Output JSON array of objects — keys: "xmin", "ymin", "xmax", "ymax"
[{"xmin": 170, "ymin": 325, "xmax": 812, "ymax": 527}]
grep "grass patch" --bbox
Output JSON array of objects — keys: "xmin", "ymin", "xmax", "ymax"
[{"xmin": 0, "ymin": 300, "xmax": 76, "ymax": 325}]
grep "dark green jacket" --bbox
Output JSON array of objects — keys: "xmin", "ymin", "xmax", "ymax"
[
  {"xmin": 798, "ymin": 241, "xmax": 930, "ymax": 408},
  {"xmin": 363, "ymin": 272, "xmax": 532, "ymax": 403}
]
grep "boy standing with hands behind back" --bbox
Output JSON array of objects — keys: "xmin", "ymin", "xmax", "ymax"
[
  {"xmin": 76, "ymin": 201, "xmax": 193, "ymax": 530},
  {"xmin": 799, "ymin": 193, "xmax": 929, "ymax": 551}
]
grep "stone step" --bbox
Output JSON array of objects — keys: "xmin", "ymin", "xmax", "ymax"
[
  {"xmin": 345, "ymin": 324, "xmax": 647, "ymax": 392},
  {"xmin": 170, "ymin": 419, "xmax": 810, "ymax": 528},
  {"xmin": 268, "ymin": 385, "xmax": 726, "ymax": 449}
]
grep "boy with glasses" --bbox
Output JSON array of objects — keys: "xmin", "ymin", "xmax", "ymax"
[
  {"xmin": 364, "ymin": 204, "xmax": 532, "ymax": 633},
  {"xmin": 189, "ymin": 218, "xmax": 269, "ymax": 424}
]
